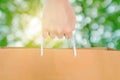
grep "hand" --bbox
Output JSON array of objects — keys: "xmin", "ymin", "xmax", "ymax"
[{"xmin": 42, "ymin": 0, "xmax": 76, "ymax": 38}]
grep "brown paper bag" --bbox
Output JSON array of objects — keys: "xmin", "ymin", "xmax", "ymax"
[{"xmin": 0, "ymin": 48, "xmax": 120, "ymax": 80}]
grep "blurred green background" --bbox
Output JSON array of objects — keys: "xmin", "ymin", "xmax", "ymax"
[{"xmin": 0, "ymin": 0, "xmax": 120, "ymax": 49}]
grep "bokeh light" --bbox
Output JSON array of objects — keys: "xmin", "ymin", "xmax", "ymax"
[{"xmin": 0, "ymin": 0, "xmax": 120, "ymax": 49}]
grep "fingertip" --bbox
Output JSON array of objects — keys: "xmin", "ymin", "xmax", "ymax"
[
  {"xmin": 56, "ymin": 29, "xmax": 64, "ymax": 38},
  {"xmin": 43, "ymin": 31, "xmax": 48, "ymax": 38},
  {"xmin": 50, "ymin": 31, "xmax": 56, "ymax": 38},
  {"xmin": 64, "ymin": 29, "xmax": 72, "ymax": 39}
]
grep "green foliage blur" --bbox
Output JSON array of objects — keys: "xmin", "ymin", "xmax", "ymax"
[{"xmin": 0, "ymin": 0, "xmax": 120, "ymax": 49}]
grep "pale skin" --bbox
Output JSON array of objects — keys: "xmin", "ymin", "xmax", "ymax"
[{"xmin": 42, "ymin": 0, "xmax": 76, "ymax": 38}]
